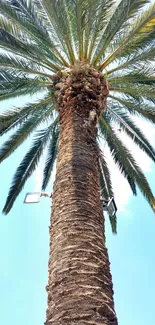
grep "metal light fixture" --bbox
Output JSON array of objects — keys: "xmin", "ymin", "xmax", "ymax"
[
  {"xmin": 24, "ymin": 192, "xmax": 52, "ymax": 204},
  {"xmin": 101, "ymin": 197, "xmax": 117, "ymax": 217},
  {"xmin": 24, "ymin": 192, "xmax": 41, "ymax": 203}
]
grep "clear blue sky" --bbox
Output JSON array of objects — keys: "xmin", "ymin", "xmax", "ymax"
[{"xmin": 0, "ymin": 97, "xmax": 155, "ymax": 325}]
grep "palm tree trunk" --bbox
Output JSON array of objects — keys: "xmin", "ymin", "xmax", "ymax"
[{"xmin": 45, "ymin": 70, "xmax": 118, "ymax": 325}]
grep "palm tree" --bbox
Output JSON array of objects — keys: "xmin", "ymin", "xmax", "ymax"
[{"xmin": 0, "ymin": 0, "xmax": 155, "ymax": 323}]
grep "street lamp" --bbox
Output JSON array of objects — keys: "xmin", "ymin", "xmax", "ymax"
[
  {"xmin": 24, "ymin": 192, "xmax": 52, "ymax": 204},
  {"xmin": 101, "ymin": 197, "xmax": 117, "ymax": 217}
]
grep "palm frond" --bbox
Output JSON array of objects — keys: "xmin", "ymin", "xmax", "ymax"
[
  {"xmin": 83, "ymin": 0, "xmax": 96, "ymax": 60},
  {"xmin": 42, "ymin": 124, "xmax": 59, "ymax": 190},
  {"xmin": 0, "ymin": 70, "xmax": 50, "ymax": 100},
  {"xmin": 0, "ymin": 29, "xmax": 46, "ymax": 70},
  {"xmin": 106, "ymin": 48, "xmax": 155, "ymax": 76},
  {"xmin": 87, "ymin": 0, "xmax": 113, "ymax": 60},
  {"xmin": 109, "ymin": 83, "xmax": 155, "ymax": 104},
  {"xmin": 106, "ymin": 102, "xmax": 155, "ymax": 163},
  {"xmin": 99, "ymin": 152, "xmax": 114, "ymax": 200},
  {"xmin": 0, "ymin": 104, "xmax": 55, "ymax": 163},
  {"xmin": 75, "ymin": 0, "xmax": 84, "ymax": 60},
  {"xmin": 99, "ymin": 115, "xmax": 155, "ymax": 212},
  {"xmin": 0, "ymin": 29, "xmax": 57, "ymax": 72},
  {"xmin": 0, "ymin": 53, "xmax": 52, "ymax": 78},
  {"xmin": 99, "ymin": 1, "xmax": 155, "ymax": 70},
  {"xmin": 99, "ymin": 119, "xmax": 137, "ymax": 196},
  {"xmin": 0, "ymin": 0, "xmax": 64, "ymax": 68},
  {"xmin": 0, "ymin": 21, "xmax": 60, "ymax": 72},
  {"xmin": 0, "ymin": 69, "xmax": 49, "ymax": 87},
  {"xmin": 33, "ymin": 0, "xmax": 70, "ymax": 66},
  {"xmin": 109, "ymin": 95, "xmax": 155, "ymax": 124},
  {"xmin": 0, "ymin": 87, "xmax": 45, "ymax": 102},
  {"xmin": 0, "ymin": 95, "xmax": 53, "ymax": 135},
  {"xmin": 2, "ymin": 121, "xmax": 58, "ymax": 214},
  {"xmin": 119, "ymin": 4, "xmax": 155, "ymax": 59},
  {"xmin": 92, "ymin": 0, "xmax": 149, "ymax": 65},
  {"xmin": 41, "ymin": 0, "xmax": 76, "ymax": 64},
  {"xmin": 108, "ymin": 67, "xmax": 155, "ymax": 85},
  {"xmin": 98, "ymin": 150, "xmax": 116, "ymax": 233}
]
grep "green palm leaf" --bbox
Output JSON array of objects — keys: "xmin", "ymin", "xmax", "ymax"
[
  {"xmin": 109, "ymin": 83, "xmax": 155, "ymax": 103},
  {"xmin": 92, "ymin": 0, "xmax": 149, "ymax": 65},
  {"xmin": 108, "ymin": 67, "xmax": 155, "ymax": 85},
  {"xmin": 0, "ymin": 0, "xmax": 64, "ymax": 67},
  {"xmin": 41, "ymin": 0, "xmax": 76, "ymax": 64},
  {"xmin": 106, "ymin": 102, "xmax": 155, "ymax": 162},
  {"xmin": 99, "ymin": 1, "xmax": 155, "ymax": 69},
  {"xmin": 106, "ymin": 48, "xmax": 155, "ymax": 75},
  {"xmin": 0, "ymin": 104, "xmax": 55, "ymax": 163},
  {"xmin": 42, "ymin": 124, "xmax": 59, "ymax": 190},
  {"xmin": 0, "ymin": 53, "xmax": 52, "ymax": 77},
  {"xmin": 0, "ymin": 95, "xmax": 53, "ymax": 135},
  {"xmin": 86, "ymin": 0, "xmax": 113, "ymax": 60},
  {"xmin": 2, "ymin": 121, "xmax": 58, "ymax": 214},
  {"xmin": 0, "ymin": 21, "xmax": 60, "ymax": 72},
  {"xmin": 109, "ymin": 95, "xmax": 155, "ymax": 124},
  {"xmin": 0, "ymin": 70, "xmax": 51, "ymax": 100},
  {"xmin": 99, "ymin": 115, "xmax": 155, "ymax": 212}
]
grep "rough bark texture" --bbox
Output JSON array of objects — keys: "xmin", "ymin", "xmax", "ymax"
[{"xmin": 45, "ymin": 67, "xmax": 118, "ymax": 325}]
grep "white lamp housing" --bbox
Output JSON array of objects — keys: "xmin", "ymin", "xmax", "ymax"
[{"xmin": 24, "ymin": 192, "xmax": 41, "ymax": 204}]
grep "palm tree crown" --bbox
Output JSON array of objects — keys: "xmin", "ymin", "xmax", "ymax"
[{"xmin": 0, "ymin": 0, "xmax": 155, "ymax": 232}]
